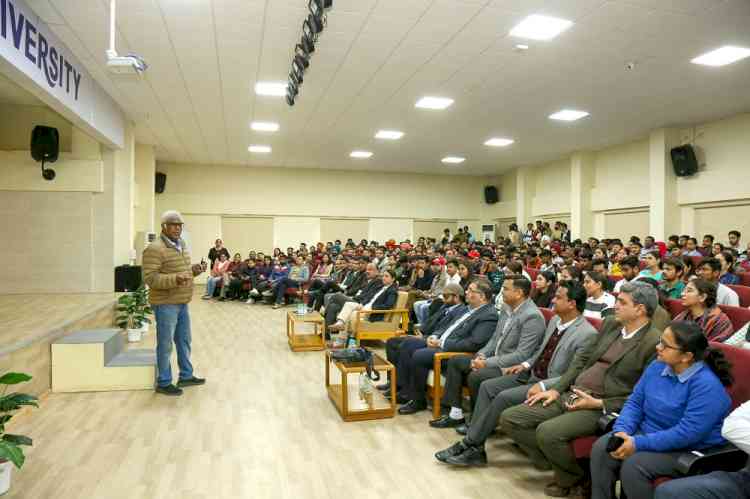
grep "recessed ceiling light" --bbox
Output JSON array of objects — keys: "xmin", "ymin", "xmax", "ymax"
[
  {"xmin": 248, "ymin": 145, "xmax": 271, "ymax": 153},
  {"xmin": 441, "ymin": 156, "xmax": 465, "ymax": 164},
  {"xmin": 691, "ymin": 46, "xmax": 750, "ymax": 67},
  {"xmin": 549, "ymin": 109, "xmax": 589, "ymax": 121},
  {"xmin": 250, "ymin": 121, "xmax": 280, "ymax": 132},
  {"xmin": 415, "ymin": 96, "xmax": 454, "ymax": 110},
  {"xmin": 510, "ymin": 14, "xmax": 573, "ymax": 41},
  {"xmin": 484, "ymin": 137, "xmax": 514, "ymax": 147},
  {"xmin": 515, "ymin": 44, "xmax": 529, "ymax": 50},
  {"xmin": 254, "ymin": 81, "xmax": 287, "ymax": 97},
  {"xmin": 375, "ymin": 130, "xmax": 404, "ymax": 140},
  {"xmin": 350, "ymin": 150, "xmax": 373, "ymax": 158}
]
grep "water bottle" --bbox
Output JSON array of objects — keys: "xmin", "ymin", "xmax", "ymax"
[
  {"xmin": 296, "ymin": 302, "xmax": 306, "ymax": 316},
  {"xmin": 346, "ymin": 334, "xmax": 357, "ymax": 349}
]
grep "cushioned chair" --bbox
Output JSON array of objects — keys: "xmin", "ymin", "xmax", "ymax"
[
  {"xmin": 540, "ymin": 307, "xmax": 555, "ymax": 325},
  {"xmin": 426, "ymin": 351, "xmax": 472, "ymax": 419},
  {"xmin": 352, "ymin": 291, "xmax": 409, "ymax": 343},
  {"xmin": 691, "ymin": 256, "xmax": 705, "ymax": 267},
  {"xmin": 719, "ymin": 305, "xmax": 750, "ymax": 333},
  {"xmin": 738, "ymin": 272, "xmax": 750, "ymax": 287},
  {"xmin": 727, "ymin": 284, "xmax": 750, "ymax": 307},
  {"xmin": 665, "ymin": 298, "xmax": 686, "ymax": 319},
  {"xmin": 585, "ymin": 316, "xmax": 603, "ymax": 332}
]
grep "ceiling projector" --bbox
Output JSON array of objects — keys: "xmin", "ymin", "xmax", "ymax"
[{"xmin": 106, "ymin": 54, "xmax": 148, "ymax": 75}]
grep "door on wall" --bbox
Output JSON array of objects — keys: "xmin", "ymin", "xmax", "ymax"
[
  {"xmin": 320, "ymin": 218, "xmax": 369, "ymax": 243},
  {"xmin": 221, "ymin": 217, "xmax": 274, "ymax": 256},
  {"xmin": 413, "ymin": 220, "xmax": 456, "ymax": 241}
]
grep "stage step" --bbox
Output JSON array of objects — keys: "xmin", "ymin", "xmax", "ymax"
[{"xmin": 51, "ymin": 329, "xmax": 155, "ymax": 393}]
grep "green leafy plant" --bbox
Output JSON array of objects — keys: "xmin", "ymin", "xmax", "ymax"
[
  {"xmin": 0, "ymin": 372, "xmax": 37, "ymax": 469},
  {"xmin": 116, "ymin": 285, "xmax": 153, "ymax": 330}
]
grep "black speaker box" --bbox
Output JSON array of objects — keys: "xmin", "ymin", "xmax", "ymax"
[
  {"xmin": 484, "ymin": 185, "xmax": 499, "ymax": 204},
  {"xmin": 155, "ymin": 172, "xmax": 166, "ymax": 194},
  {"xmin": 115, "ymin": 265, "xmax": 143, "ymax": 292},
  {"xmin": 30, "ymin": 126, "xmax": 60, "ymax": 163},
  {"xmin": 670, "ymin": 145, "xmax": 698, "ymax": 177}
]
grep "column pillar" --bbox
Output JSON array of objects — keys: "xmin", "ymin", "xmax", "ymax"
[
  {"xmin": 649, "ymin": 128, "xmax": 681, "ymax": 241},
  {"xmin": 570, "ymin": 152, "xmax": 595, "ymax": 240},
  {"xmin": 515, "ymin": 168, "xmax": 532, "ymax": 229}
]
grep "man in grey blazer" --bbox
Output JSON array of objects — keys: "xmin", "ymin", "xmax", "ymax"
[
  {"xmin": 431, "ymin": 276, "xmax": 546, "ymax": 427},
  {"xmin": 434, "ymin": 281, "xmax": 598, "ymax": 467}
]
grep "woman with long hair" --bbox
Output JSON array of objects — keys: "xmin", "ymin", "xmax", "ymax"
[
  {"xmin": 638, "ymin": 250, "xmax": 663, "ymax": 281},
  {"xmin": 717, "ymin": 250, "xmax": 740, "ymax": 285},
  {"xmin": 531, "ymin": 270, "xmax": 557, "ymax": 309},
  {"xmin": 674, "ymin": 279, "xmax": 734, "ymax": 342},
  {"xmin": 590, "ymin": 320, "xmax": 732, "ymax": 499}
]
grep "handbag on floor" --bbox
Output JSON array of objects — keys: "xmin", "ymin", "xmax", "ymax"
[{"xmin": 329, "ymin": 346, "xmax": 380, "ymax": 381}]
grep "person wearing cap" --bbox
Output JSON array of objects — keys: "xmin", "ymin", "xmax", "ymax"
[
  {"xmin": 142, "ymin": 210, "xmax": 207, "ymax": 396},
  {"xmin": 412, "ymin": 258, "xmax": 449, "ymax": 326}
]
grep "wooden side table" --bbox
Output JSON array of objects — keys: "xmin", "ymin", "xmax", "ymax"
[
  {"xmin": 325, "ymin": 350, "xmax": 395, "ymax": 422},
  {"xmin": 286, "ymin": 311, "xmax": 325, "ymax": 352}
]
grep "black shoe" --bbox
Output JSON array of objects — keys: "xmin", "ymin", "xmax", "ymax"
[
  {"xmin": 155, "ymin": 384, "xmax": 183, "ymax": 396},
  {"xmin": 177, "ymin": 376, "xmax": 206, "ymax": 388},
  {"xmin": 218, "ymin": 297, "xmax": 226, "ymax": 302},
  {"xmin": 455, "ymin": 424, "xmax": 468, "ymax": 436},
  {"xmin": 445, "ymin": 445, "xmax": 487, "ymax": 467},
  {"xmin": 396, "ymin": 393, "xmax": 410, "ymax": 405},
  {"xmin": 435, "ymin": 441, "xmax": 468, "ymax": 463},
  {"xmin": 398, "ymin": 399, "xmax": 427, "ymax": 415},
  {"xmin": 429, "ymin": 415, "xmax": 466, "ymax": 429},
  {"xmin": 376, "ymin": 382, "xmax": 390, "ymax": 392}
]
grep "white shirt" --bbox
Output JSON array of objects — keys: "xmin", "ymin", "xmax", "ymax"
[
  {"xmin": 717, "ymin": 283, "xmax": 740, "ymax": 307},
  {"xmin": 439, "ymin": 306, "xmax": 477, "ymax": 349},
  {"xmin": 363, "ymin": 286, "xmax": 389, "ymax": 310},
  {"xmin": 621, "ymin": 323, "xmax": 648, "ymax": 340},
  {"xmin": 722, "ymin": 400, "xmax": 750, "ymax": 455},
  {"xmin": 583, "ymin": 292, "xmax": 616, "ymax": 320}
]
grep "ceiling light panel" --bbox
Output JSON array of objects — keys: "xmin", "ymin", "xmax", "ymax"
[
  {"xmin": 415, "ymin": 96, "xmax": 454, "ymax": 110},
  {"xmin": 250, "ymin": 121, "xmax": 280, "ymax": 132},
  {"xmin": 549, "ymin": 109, "xmax": 589, "ymax": 121},
  {"xmin": 441, "ymin": 156, "xmax": 465, "ymax": 164},
  {"xmin": 691, "ymin": 46, "xmax": 750, "ymax": 67},
  {"xmin": 375, "ymin": 130, "xmax": 404, "ymax": 140},
  {"xmin": 350, "ymin": 151, "xmax": 373, "ymax": 158},
  {"xmin": 509, "ymin": 15, "xmax": 573, "ymax": 41},
  {"xmin": 248, "ymin": 145, "xmax": 272, "ymax": 153},
  {"xmin": 484, "ymin": 137, "xmax": 514, "ymax": 147},
  {"xmin": 254, "ymin": 82, "xmax": 287, "ymax": 97}
]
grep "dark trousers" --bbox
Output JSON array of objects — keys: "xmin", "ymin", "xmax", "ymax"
[
  {"xmin": 396, "ymin": 337, "xmax": 439, "ymax": 402},
  {"xmin": 591, "ymin": 432, "xmax": 684, "ymax": 499},
  {"xmin": 227, "ymin": 277, "xmax": 246, "ymax": 299},
  {"xmin": 654, "ymin": 469, "xmax": 750, "ymax": 499},
  {"xmin": 324, "ymin": 293, "xmax": 353, "ymax": 326},
  {"xmin": 465, "ymin": 373, "xmax": 534, "ymax": 446},
  {"xmin": 385, "ymin": 336, "xmax": 409, "ymax": 386},
  {"xmin": 440, "ymin": 356, "xmax": 503, "ymax": 411},
  {"xmin": 274, "ymin": 278, "xmax": 302, "ymax": 304},
  {"xmin": 310, "ymin": 281, "xmax": 342, "ymax": 311}
]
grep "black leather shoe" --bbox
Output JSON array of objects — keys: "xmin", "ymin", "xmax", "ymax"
[
  {"xmin": 429, "ymin": 415, "xmax": 466, "ymax": 428},
  {"xmin": 445, "ymin": 445, "xmax": 487, "ymax": 467},
  {"xmin": 455, "ymin": 424, "xmax": 468, "ymax": 435},
  {"xmin": 177, "ymin": 376, "xmax": 206, "ymax": 388},
  {"xmin": 398, "ymin": 399, "xmax": 427, "ymax": 415},
  {"xmin": 376, "ymin": 382, "xmax": 390, "ymax": 392},
  {"xmin": 435, "ymin": 441, "xmax": 468, "ymax": 463},
  {"xmin": 155, "ymin": 384, "xmax": 183, "ymax": 396}
]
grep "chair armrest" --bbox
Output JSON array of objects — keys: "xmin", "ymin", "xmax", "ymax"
[
  {"xmin": 597, "ymin": 412, "xmax": 619, "ymax": 434},
  {"xmin": 675, "ymin": 444, "xmax": 748, "ymax": 475},
  {"xmin": 355, "ymin": 309, "xmax": 410, "ymax": 315}
]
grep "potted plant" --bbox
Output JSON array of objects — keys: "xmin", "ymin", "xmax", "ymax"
[
  {"xmin": 116, "ymin": 285, "xmax": 153, "ymax": 343},
  {"xmin": 0, "ymin": 372, "xmax": 37, "ymax": 495}
]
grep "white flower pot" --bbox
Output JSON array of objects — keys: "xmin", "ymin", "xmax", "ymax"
[
  {"xmin": 0, "ymin": 460, "xmax": 12, "ymax": 495},
  {"xmin": 127, "ymin": 328, "xmax": 143, "ymax": 343},
  {"xmin": 139, "ymin": 322, "xmax": 149, "ymax": 334}
]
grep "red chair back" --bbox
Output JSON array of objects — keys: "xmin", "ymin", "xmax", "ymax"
[
  {"xmin": 585, "ymin": 317, "xmax": 603, "ymax": 332},
  {"xmin": 540, "ymin": 307, "xmax": 555, "ymax": 325},
  {"xmin": 728, "ymin": 285, "xmax": 750, "ymax": 307},
  {"xmin": 610, "ymin": 275, "xmax": 624, "ymax": 282},
  {"xmin": 710, "ymin": 342, "xmax": 750, "ymax": 410},
  {"xmin": 738, "ymin": 273, "xmax": 750, "ymax": 287},
  {"xmin": 691, "ymin": 256, "xmax": 704, "ymax": 267},
  {"xmin": 525, "ymin": 267, "xmax": 539, "ymax": 281},
  {"xmin": 639, "ymin": 260, "xmax": 648, "ymax": 270},
  {"xmin": 718, "ymin": 305, "xmax": 750, "ymax": 333},
  {"xmin": 665, "ymin": 299, "xmax": 685, "ymax": 318}
]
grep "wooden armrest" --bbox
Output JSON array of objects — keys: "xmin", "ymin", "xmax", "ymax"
[
  {"xmin": 433, "ymin": 351, "xmax": 473, "ymax": 362},
  {"xmin": 355, "ymin": 308, "xmax": 409, "ymax": 316}
]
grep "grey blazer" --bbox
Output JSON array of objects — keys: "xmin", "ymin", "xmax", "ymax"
[
  {"xmin": 481, "ymin": 298, "xmax": 546, "ymax": 369},
  {"xmin": 524, "ymin": 314, "xmax": 598, "ymax": 389}
]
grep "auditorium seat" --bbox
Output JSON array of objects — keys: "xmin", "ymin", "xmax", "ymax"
[
  {"xmin": 665, "ymin": 299, "xmax": 685, "ymax": 318},
  {"xmin": 585, "ymin": 317, "xmax": 603, "ymax": 332},
  {"xmin": 738, "ymin": 272, "xmax": 750, "ymax": 287},
  {"xmin": 525, "ymin": 267, "xmax": 539, "ymax": 281},
  {"xmin": 727, "ymin": 284, "xmax": 750, "ymax": 307},
  {"xmin": 691, "ymin": 256, "xmax": 704, "ymax": 267},
  {"xmin": 719, "ymin": 305, "xmax": 750, "ymax": 333},
  {"xmin": 540, "ymin": 307, "xmax": 555, "ymax": 325}
]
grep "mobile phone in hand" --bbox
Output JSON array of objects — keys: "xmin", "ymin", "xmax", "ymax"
[{"xmin": 606, "ymin": 435, "xmax": 625, "ymax": 453}]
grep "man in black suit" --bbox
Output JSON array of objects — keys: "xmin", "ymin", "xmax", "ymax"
[
  {"xmin": 398, "ymin": 280, "xmax": 499, "ymax": 415},
  {"xmin": 323, "ymin": 261, "xmax": 380, "ymax": 327}
]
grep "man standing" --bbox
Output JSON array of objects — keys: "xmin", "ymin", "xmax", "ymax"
[{"xmin": 143, "ymin": 211, "xmax": 207, "ymax": 396}]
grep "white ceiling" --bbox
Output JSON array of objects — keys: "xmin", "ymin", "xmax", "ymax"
[{"xmin": 18, "ymin": 0, "xmax": 750, "ymax": 175}]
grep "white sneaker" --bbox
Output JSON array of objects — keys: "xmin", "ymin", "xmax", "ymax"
[
  {"xmin": 245, "ymin": 298, "xmax": 255, "ymax": 304},
  {"xmin": 262, "ymin": 290, "xmax": 273, "ymax": 297},
  {"xmin": 201, "ymin": 295, "xmax": 211, "ymax": 300},
  {"xmin": 249, "ymin": 289, "xmax": 260, "ymax": 297}
]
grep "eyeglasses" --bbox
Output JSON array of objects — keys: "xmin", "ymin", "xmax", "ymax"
[
  {"xmin": 466, "ymin": 287, "xmax": 479, "ymax": 294},
  {"xmin": 657, "ymin": 338, "xmax": 682, "ymax": 351}
]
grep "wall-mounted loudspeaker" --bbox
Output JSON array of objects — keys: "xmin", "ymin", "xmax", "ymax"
[
  {"xmin": 30, "ymin": 126, "xmax": 59, "ymax": 180},
  {"xmin": 670, "ymin": 145, "xmax": 698, "ymax": 177},
  {"xmin": 484, "ymin": 185, "xmax": 499, "ymax": 204},
  {"xmin": 155, "ymin": 172, "xmax": 166, "ymax": 193}
]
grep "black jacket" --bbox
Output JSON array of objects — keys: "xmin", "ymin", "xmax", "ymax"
[
  {"xmin": 355, "ymin": 278, "xmax": 383, "ymax": 304},
  {"xmin": 442, "ymin": 303, "xmax": 499, "ymax": 352},
  {"xmin": 365, "ymin": 284, "xmax": 399, "ymax": 323},
  {"xmin": 346, "ymin": 271, "xmax": 368, "ymax": 297},
  {"xmin": 423, "ymin": 303, "xmax": 468, "ymax": 336}
]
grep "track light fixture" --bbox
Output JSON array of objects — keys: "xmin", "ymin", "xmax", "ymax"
[
  {"xmin": 301, "ymin": 32, "xmax": 315, "ymax": 54},
  {"xmin": 286, "ymin": 1, "xmax": 332, "ymax": 107},
  {"xmin": 294, "ymin": 52, "xmax": 309, "ymax": 70}
]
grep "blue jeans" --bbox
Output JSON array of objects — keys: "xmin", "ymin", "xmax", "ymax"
[
  {"xmin": 413, "ymin": 299, "xmax": 432, "ymax": 324},
  {"xmin": 205, "ymin": 276, "xmax": 222, "ymax": 297},
  {"xmin": 153, "ymin": 303, "xmax": 194, "ymax": 387},
  {"xmin": 655, "ymin": 470, "xmax": 750, "ymax": 499},
  {"xmin": 274, "ymin": 278, "xmax": 302, "ymax": 304}
]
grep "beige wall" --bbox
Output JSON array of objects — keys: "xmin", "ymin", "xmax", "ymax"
[
  {"xmin": 0, "ymin": 103, "xmax": 72, "ymax": 152},
  {"xmin": 134, "ymin": 144, "xmax": 155, "ymax": 236},
  {"xmin": 591, "ymin": 138, "xmax": 650, "ymax": 212}
]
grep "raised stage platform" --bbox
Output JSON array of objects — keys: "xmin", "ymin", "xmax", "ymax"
[{"xmin": 0, "ymin": 293, "xmax": 119, "ymax": 396}]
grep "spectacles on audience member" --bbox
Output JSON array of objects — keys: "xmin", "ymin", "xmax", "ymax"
[
  {"xmin": 466, "ymin": 287, "xmax": 479, "ymax": 294},
  {"xmin": 657, "ymin": 337, "xmax": 682, "ymax": 351}
]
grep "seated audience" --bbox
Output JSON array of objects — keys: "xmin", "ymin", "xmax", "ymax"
[
  {"xmin": 697, "ymin": 257, "xmax": 740, "ymax": 306},
  {"xmin": 435, "ymin": 281, "xmax": 596, "ymax": 466},
  {"xmin": 700, "ymin": 234, "xmax": 715, "ymax": 256},
  {"xmin": 614, "ymin": 256, "xmax": 641, "ymax": 293},
  {"xmin": 583, "ymin": 272, "xmax": 616, "ymax": 320},
  {"xmin": 659, "ymin": 258, "xmax": 686, "ymax": 299},
  {"xmin": 328, "ymin": 269, "xmax": 397, "ymax": 335},
  {"xmin": 324, "ymin": 262, "xmax": 381, "ymax": 330},
  {"xmin": 396, "ymin": 280, "xmax": 498, "ymax": 415},
  {"xmin": 684, "ymin": 237, "xmax": 702, "ymax": 257},
  {"xmin": 718, "ymin": 250, "xmax": 741, "ymax": 285},
  {"xmin": 271, "ymin": 256, "xmax": 310, "ymax": 309},
  {"xmin": 221, "ymin": 253, "xmax": 244, "ymax": 300},
  {"xmin": 203, "ymin": 252, "xmax": 230, "ymax": 300},
  {"xmin": 430, "ymin": 277, "xmax": 545, "ymax": 424},
  {"xmin": 654, "ymin": 400, "xmax": 750, "ymax": 499},
  {"xmin": 636, "ymin": 277, "xmax": 674, "ymax": 332},
  {"xmin": 532, "ymin": 270, "xmax": 557, "ymax": 309},
  {"xmin": 500, "ymin": 281, "xmax": 661, "ymax": 498},
  {"xmin": 639, "ymin": 250, "xmax": 664, "ymax": 281},
  {"xmin": 674, "ymin": 279, "xmax": 734, "ymax": 342},
  {"xmin": 412, "ymin": 258, "xmax": 449, "ymax": 326},
  {"xmin": 560, "ymin": 265, "xmax": 581, "ymax": 284},
  {"xmin": 208, "ymin": 238, "xmax": 230, "ymax": 269},
  {"xmin": 590, "ymin": 320, "xmax": 732, "ymax": 499},
  {"xmin": 485, "ymin": 260, "xmax": 505, "ymax": 295}
]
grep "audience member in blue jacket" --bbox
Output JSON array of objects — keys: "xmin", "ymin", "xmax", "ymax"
[{"xmin": 590, "ymin": 320, "xmax": 733, "ymax": 499}]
